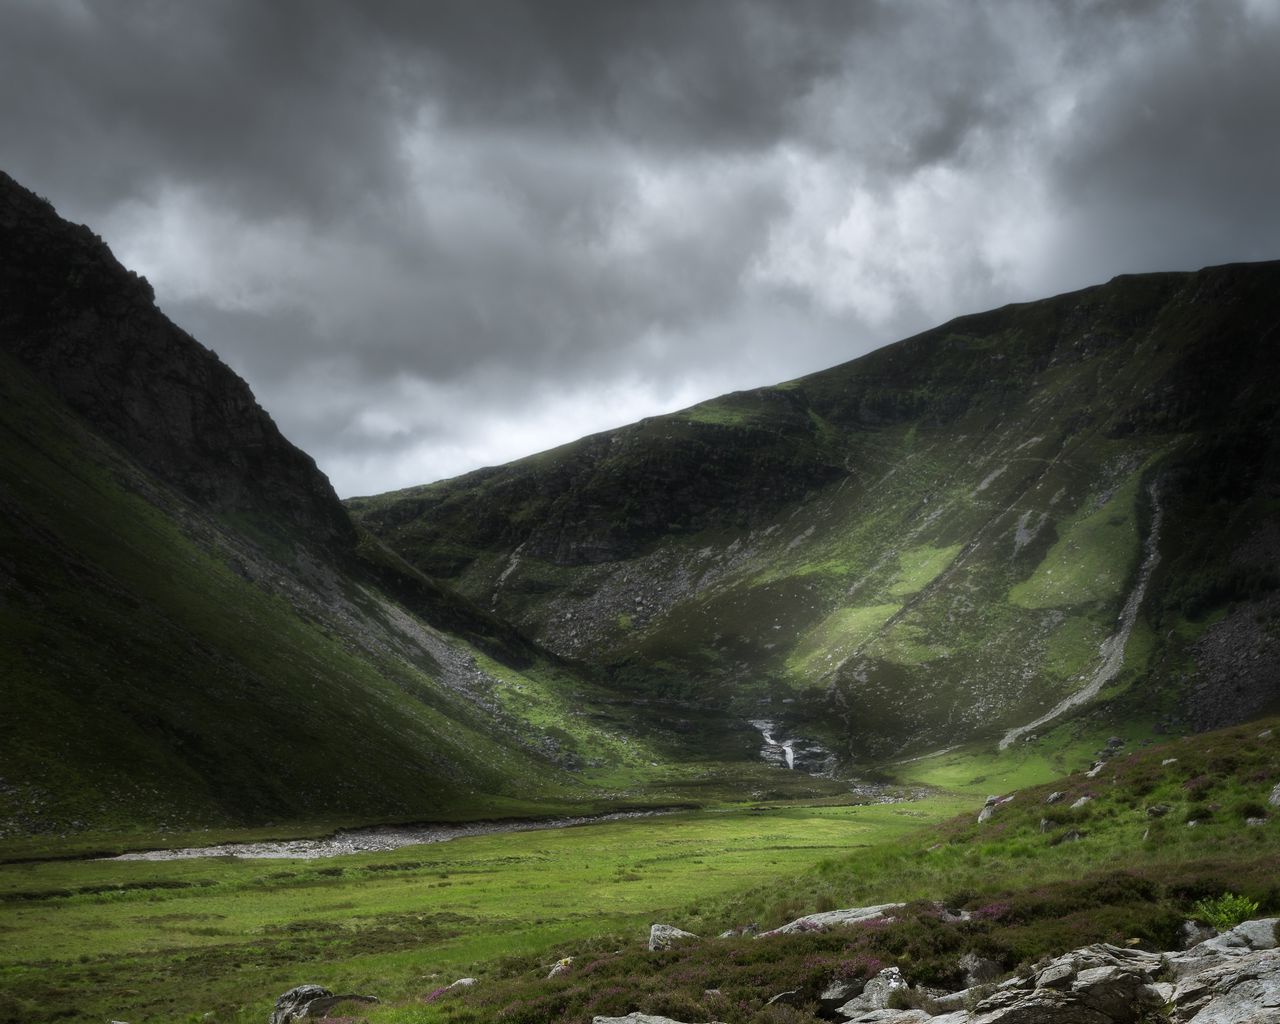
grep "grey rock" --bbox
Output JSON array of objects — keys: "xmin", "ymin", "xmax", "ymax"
[
  {"xmin": 1170, "ymin": 946, "xmax": 1280, "ymax": 1022},
  {"xmin": 1163, "ymin": 758, "xmax": 1179, "ymax": 766},
  {"xmin": 764, "ymin": 990, "xmax": 802, "ymax": 1007},
  {"xmin": 1193, "ymin": 918, "xmax": 1279, "ymax": 954},
  {"xmin": 1060, "ymin": 829, "xmax": 1085, "ymax": 843},
  {"xmin": 716, "ymin": 923, "xmax": 757, "ymax": 938},
  {"xmin": 1270, "ymin": 783, "xmax": 1280, "ymax": 808},
  {"xmin": 593, "ymin": 1016, "xmax": 726, "ymax": 1024},
  {"xmin": 977, "ymin": 805, "xmax": 995, "ymax": 823},
  {"xmin": 1036, "ymin": 959, "xmax": 1077, "ymax": 989},
  {"xmin": 960, "ymin": 951, "xmax": 1003, "ymax": 987},
  {"xmin": 759, "ymin": 903, "xmax": 903, "ymax": 937},
  {"xmin": 971, "ymin": 987, "xmax": 1112, "ymax": 1022},
  {"xmin": 835, "ymin": 967, "xmax": 908, "ymax": 1017},
  {"xmin": 1070, "ymin": 796, "xmax": 1092, "ymax": 810},
  {"xmin": 268, "ymin": 985, "xmax": 379, "ymax": 1024},
  {"xmin": 1070, "ymin": 964, "xmax": 1162, "ymax": 1019},
  {"xmin": 1180, "ymin": 920, "xmax": 1218, "ymax": 949},
  {"xmin": 1085, "ymin": 763, "xmax": 1106, "ymax": 779},
  {"xmin": 548, "ymin": 956, "xmax": 574, "ymax": 978},
  {"xmin": 840, "ymin": 1011, "xmax": 931, "ymax": 1023},
  {"xmin": 1248, "ymin": 817, "xmax": 1268, "ymax": 826},
  {"xmin": 1046, "ymin": 791, "xmax": 1066, "ymax": 804},
  {"xmin": 820, "ymin": 977, "xmax": 866, "ymax": 1010},
  {"xmin": 1146, "ymin": 803, "xmax": 1171, "ymax": 817},
  {"xmin": 648, "ymin": 923, "xmax": 699, "ymax": 951}
]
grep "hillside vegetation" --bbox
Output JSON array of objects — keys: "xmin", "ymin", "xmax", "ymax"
[
  {"xmin": 350, "ymin": 262, "xmax": 1280, "ymax": 762},
  {"xmin": 0, "ymin": 172, "xmax": 768, "ymax": 843}
]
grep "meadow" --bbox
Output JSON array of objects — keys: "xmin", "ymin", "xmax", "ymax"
[
  {"xmin": 3, "ymin": 717, "xmax": 1276, "ymax": 1024},
  {"xmin": 0, "ymin": 795, "xmax": 968, "ymax": 1023}
]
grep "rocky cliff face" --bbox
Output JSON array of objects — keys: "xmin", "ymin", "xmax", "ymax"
[{"xmin": 0, "ymin": 171, "xmax": 354, "ymax": 549}]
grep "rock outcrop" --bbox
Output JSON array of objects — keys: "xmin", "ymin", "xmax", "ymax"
[
  {"xmin": 835, "ymin": 922, "xmax": 1280, "ymax": 1023},
  {"xmin": 757, "ymin": 902, "xmax": 904, "ymax": 937},
  {"xmin": 601, "ymin": 918, "xmax": 1280, "ymax": 1024},
  {"xmin": 593, "ymin": 1016, "xmax": 726, "ymax": 1024},
  {"xmin": 0, "ymin": 171, "xmax": 354, "ymax": 549},
  {"xmin": 267, "ymin": 984, "xmax": 378, "ymax": 1024},
  {"xmin": 649, "ymin": 923, "xmax": 700, "ymax": 951}
]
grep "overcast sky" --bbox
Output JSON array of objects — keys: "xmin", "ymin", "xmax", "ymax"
[{"xmin": 3, "ymin": 0, "xmax": 1279, "ymax": 497}]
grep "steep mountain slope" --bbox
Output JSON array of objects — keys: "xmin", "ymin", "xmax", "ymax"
[
  {"xmin": 0, "ymin": 173, "xmax": 699, "ymax": 842},
  {"xmin": 350, "ymin": 262, "xmax": 1280, "ymax": 762}
]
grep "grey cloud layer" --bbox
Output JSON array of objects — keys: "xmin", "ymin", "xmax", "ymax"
[{"xmin": 2, "ymin": 0, "xmax": 1277, "ymax": 495}]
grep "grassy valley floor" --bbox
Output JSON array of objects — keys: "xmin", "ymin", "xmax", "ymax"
[
  {"xmin": 3, "ymin": 718, "xmax": 1277, "ymax": 1024},
  {"xmin": 0, "ymin": 795, "xmax": 968, "ymax": 1023}
]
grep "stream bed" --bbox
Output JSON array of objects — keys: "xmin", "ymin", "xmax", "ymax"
[{"xmin": 106, "ymin": 809, "xmax": 679, "ymax": 861}]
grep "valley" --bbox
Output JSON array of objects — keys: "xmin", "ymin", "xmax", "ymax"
[{"xmin": 2, "ymin": 169, "xmax": 1279, "ymax": 1023}]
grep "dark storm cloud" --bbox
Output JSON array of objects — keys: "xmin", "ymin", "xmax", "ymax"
[{"xmin": 2, "ymin": 0, "xmax": 1278, "ymax": 494}]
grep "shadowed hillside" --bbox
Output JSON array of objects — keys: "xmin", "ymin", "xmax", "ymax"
[
  {"xmin": 0, "ymin": 172, "xmax": 721, "ymax": 842},
  {"xmin": 351, "ymin": 261, "xmax": 1280, "ymax": 762}
]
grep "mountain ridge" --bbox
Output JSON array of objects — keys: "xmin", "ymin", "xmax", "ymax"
[{"xmin": 350, "ymin": 259, "xmax": 1280, "ymax": 761}]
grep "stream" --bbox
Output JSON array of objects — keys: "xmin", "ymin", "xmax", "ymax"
[
  {"xmin": 105, "ymin": 809, "xmax": 679, "ymax": 862},
  {"xmin": 999, "ymin": 479, "xmax": 1165, "ymax": 749}
]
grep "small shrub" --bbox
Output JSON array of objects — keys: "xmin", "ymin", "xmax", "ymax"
[{"xmin": 1192, "ymin": 892, "xmax": 1260, "ymax": 931}]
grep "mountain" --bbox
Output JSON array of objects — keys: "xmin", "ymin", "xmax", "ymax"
[
  {"xmin": 0, "ymin": 172, "xmax": 713, "ymax": 844},
  {"xmin": 349, "ymin": 261, "xmax": 1280, "ymax": 762}
]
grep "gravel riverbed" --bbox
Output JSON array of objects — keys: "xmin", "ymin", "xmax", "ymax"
[{"xmin": 106, "ymin": 809, "xmax": 679, "ymax": 861}]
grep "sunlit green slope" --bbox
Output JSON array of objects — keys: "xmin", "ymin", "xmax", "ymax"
[{"xmin": 351, "ymin": 262, "xmax": 1280, "ymax": 761}]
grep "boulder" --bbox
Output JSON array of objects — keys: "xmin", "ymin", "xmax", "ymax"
[
  {"xmin": 268, "ymin": 985, "xmax": 379, "ymax": 1024},
  {"xmin": 1036, "ymin": 959, "xmax": 1077, "ymax": 989},
  {"xmin": 1180, "ymin": 920, "xmax": 1218, "ymax": 949},
  {"xmin": 758, "ymin": 903, "xmax": 903, "ymax": 937},
  {"xmin": 593, "ymin": 1015, "xmax": 726, "ymax": 1024},
  {"xmin": 548, "ymin": 957, "xmax": 574, "ymax": 978},
  {"xmin": 835, "ymin": 967, "xmax": 907, "ymax": 1018},
  {"xmin": 1269, "ymin": 783, "xmax": 1280, "ymax": 808},
  {"xmin": 959, "ymin": 951, "xmax": 1003, "ymax": 987},
  {"xmin": 1069, "ymin": 965, "xmax": 1163, "ymax": 1019},
  {"xmin": 970, "ymin": 986, "xmax": 1112, "ymax": 1022},
  {"xmin": 819, "ymin": 977, "xmax": 866, "ymax": 1011},
  {"xmin": 1070, "ymin": 796, "xmax": 1092, "ymax": 810},
  {"xmin": 1045, "ymin": 791, "xmax": 1066, "ymax": 804},
  {"xmin": 839, "ymin": 1010, "xmax": 932, "ymax": 1023},
  {"xmin": 648, "ymin": 924, "xmax": 699, "ymax": 951},
  {"xmin": 1170, "ymin": 946, "xmax": 1280, "ymax": 1022},
  {"xmin": 1189, "ymin": 917, "xmax": 1279, "ymax": 956}
]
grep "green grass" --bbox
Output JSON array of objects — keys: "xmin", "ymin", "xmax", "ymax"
[
  {"xmin": 0, "ymin": 798, "xmax": 967, "ymax": 1024},
  {"xmin": 786, "ymin": 604, "xmax": 901, "ymax": 679},
  {"xmin": 1008, "ymin": 468, "xmax": 1143, "ymax": 610},
  {"xmin": 373, "ymin": 718, "xmax": 1280, "ymax": 1024},
  {"xmin": 888, "ymin": 544, "xmax": 962, "ymax": 597}
]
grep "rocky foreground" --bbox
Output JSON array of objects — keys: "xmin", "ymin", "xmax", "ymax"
[
  {"xmin": 265, "ymin": 909, "xmax": 1279, "ymax": 1024},
  {"xmin": 601, "ymin": 914, "xmax": 1280, "ymax": 1024}
]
